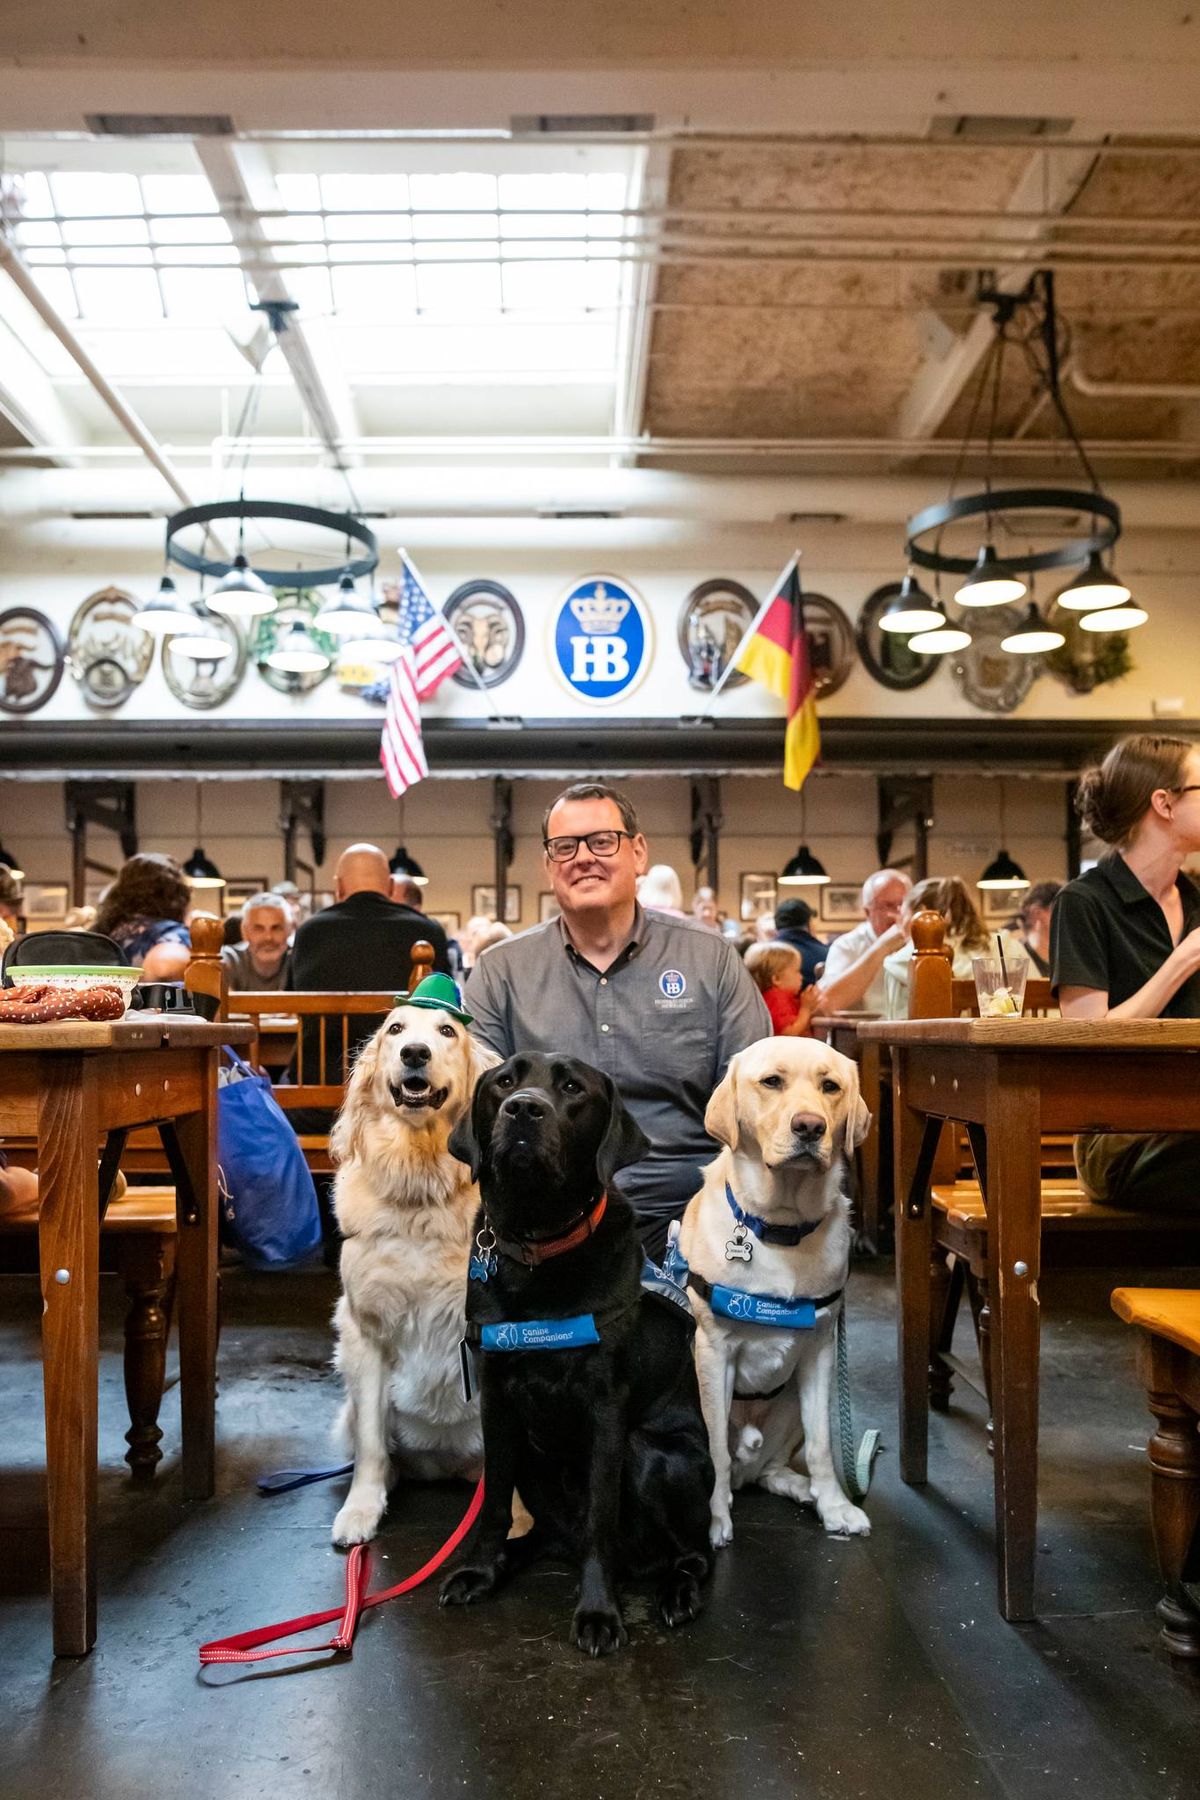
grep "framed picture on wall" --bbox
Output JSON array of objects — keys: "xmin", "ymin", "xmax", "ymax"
[
  {"xmin": 22, "ymin": 882, "xmax": 69, "ymax": 921},
  {"xmin": 739, "ymin": 872, "xmax": 777, "ymax": 922},
  {"xmin": 539, "ymin": 891, "xmax": 560, "ymax": 924},
  {"xmin": 428, "ymin": 911, "xmax": 460, "ymax": 933},
  {"xmin": 222, "ymin": 878, "xmax": 269, "ymax": 918},
  {"xmin": 471, "ymin": 884, "xmax": 521, "ymax": 924},
  {"xmin": 819, "ymin": 883, "xmax": 865, "ymax": 927},
  {"xmin": 979, "ymin": 886, "xmax": 1026, "ymax": 924}
]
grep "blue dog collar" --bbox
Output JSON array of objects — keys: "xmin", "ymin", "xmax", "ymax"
[
  {"xmin": 686, "ymin": 1267, "xmax": 842, "ymax": 1331},
  {"xmin": 725, "ymin": 1182, "xmax": 822, "ymax": 1247},
  {"xmin": 478, "ymin": 1315, "xmax": 599, "ymax": 1351}
]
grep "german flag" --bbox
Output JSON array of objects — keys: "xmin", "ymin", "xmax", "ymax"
[{"xmin": 733, "ymin": 558, "xmax": 820, "ymax": 791}]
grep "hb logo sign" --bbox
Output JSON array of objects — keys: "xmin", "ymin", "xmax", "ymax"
[{"xmin": 552, "ymin": 576, "xmax": 652, "ymax": 706}]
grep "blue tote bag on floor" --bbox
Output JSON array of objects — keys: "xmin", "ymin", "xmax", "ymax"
[{"xmin": 217, "ymin": 1051, "xmax": 323, "ymax": 1267}]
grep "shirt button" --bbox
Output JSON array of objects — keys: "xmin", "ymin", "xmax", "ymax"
[
  {"xmin": 599, "ymin": 978, "xmax": 608, "ymax": 986},
  {"xmin": 600, "ymin": 1023, "xmax": 610, "ymax": 1033}
]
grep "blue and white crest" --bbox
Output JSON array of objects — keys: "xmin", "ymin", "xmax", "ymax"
[
  {"xmin": 551, "ymin": 575, "xmax": 652, "ymax": 707},
  {"xmin": 659, "ymin": 968, "xmax": 687, "ymax": 999}
]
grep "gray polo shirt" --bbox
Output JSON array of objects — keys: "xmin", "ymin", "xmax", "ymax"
[{"xmin": 466, "ymin": 905, "xmax": 771, "ymax": 1225}]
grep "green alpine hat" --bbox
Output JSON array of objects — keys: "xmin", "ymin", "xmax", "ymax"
[{"xmin": 394, "ymin": 971, "xmax": 473, "ymax": 1025}]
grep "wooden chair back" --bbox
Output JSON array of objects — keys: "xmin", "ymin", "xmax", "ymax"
[
  {"xmin": 184, "ymin": 920, "xmax": 436, "ymax": 1110},
  {"xmin": 906, "ymin": 911, "xmax": 1053, "ymax": 1018}
]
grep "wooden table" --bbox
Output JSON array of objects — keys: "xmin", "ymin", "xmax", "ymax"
[
  {"xmin": 813, "ymin": 1014, "xmax": 887, "ymax": 1248},
  {"xmin": 0, "ymin": 1013, "xmax": 253, "ymax": 1655},
  {"xmin": 252, "ymin": 1015, "xmax": 298, "ymax": 1074},
  {"xmin": 858, "ymin": 1015, "xmax": 1200, "ymax": 1623}
]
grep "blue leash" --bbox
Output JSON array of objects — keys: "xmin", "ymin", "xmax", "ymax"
[{"xmin": 256, "ymin": 1462, "xmax": 354, "ymax": 1495}]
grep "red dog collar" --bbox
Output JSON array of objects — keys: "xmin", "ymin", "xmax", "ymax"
[{"xmin": 491, "ymin": 1194, "xmax": 608, "ymax": 1268}]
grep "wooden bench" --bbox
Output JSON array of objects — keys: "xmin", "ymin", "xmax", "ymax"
[
  {"xmin": 1112, "ymin": 1287, "xmax": 1200, "ymax": 1659},
  {"xmin": 0, "ymin": 1179, "xmax": 179, "ymax": 1480},
  {"xmin": 906, "ymin": 910, "xmax": 1196, "ymax": 1426}
]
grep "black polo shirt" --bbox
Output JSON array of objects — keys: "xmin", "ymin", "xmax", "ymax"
[{"xmin": 1050, "ymin": 854, "xmax": 1200, "ymax": 1017}]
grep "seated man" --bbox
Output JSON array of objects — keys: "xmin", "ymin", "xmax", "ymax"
[
  {"xmin": 820, "ymin": 867, "xmax": 911, "ymax": 1013},
  {"xmin": 466, "ymin": 781, "xmax": 771, "ymax": 1262},
  {"xmin": 220, "ymin": 891, "xmax": 292, "ymax": 992}
]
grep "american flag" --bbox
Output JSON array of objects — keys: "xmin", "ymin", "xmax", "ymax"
[{"xmin": 379, "ymin": 558, "xmax": 463, "ymax": 798}]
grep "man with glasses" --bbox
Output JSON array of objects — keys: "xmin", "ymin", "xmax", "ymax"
[{"xmin": 466, "ymin": 781, "xmax": 770, "ymax": 1261}]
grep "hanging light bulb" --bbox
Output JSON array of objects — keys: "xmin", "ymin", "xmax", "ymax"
[
  {"xmin": 955, "ymin": 544, "xmax": 1027, "ymax": 608},
  {"xmin": 265, "ymin": 619, "xmax": 332, "ymax": 675},
  {"xmin": 208, "ymin": 552, "xmax": 277, "ymax": 618},
  {"xmin": 1054, "ymin": 550, "xmax": 1131, "ymax": 611},
  {"xmin": 879, "ymin": 570, "xmax": 944, "ymax": 635},
  {"xmin": 977, "ymin": 782, "xmax": 1029, "ymax": 892},
  {"xmin": 388, "ymin": 844, "xmax": 429, "ymax": 886},
  {"xmin": 168, "ymin": 604, "xmax": 235, "ymax": 662},
  {"xmin": 337, "ymin": 632, "xmax": 402, "ymax": 667},
  {"xmin": 999, "ymin": 602, "xmax": 1066, "ymax": 655},
  {"xmin": 907, "ymin": 605, "xmax": 973, "ymax": 655},
  {"xmin": 132, "ymin": 572, "xmax": 200, "ymax": 637},
  {"xmin": 1078, "ymin": 596, "xmax": 1149, "ymax": 633}
]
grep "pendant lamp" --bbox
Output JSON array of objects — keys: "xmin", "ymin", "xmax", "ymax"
[
  {"xmin": 184, "ymin": 788, "xmax": 225, "ymax": 891},
  {"xmin": 955, "ymin": 544, "xmax": 1027, "ymax": 608},
  {"xmin": 133, "ymin": 573, "xmax": 199, "ymax": 637},
  {"xmin": 388, "ymin": 844, "xmax": 428, "ymax": 886},
  {"xmin": 1077, "ymin": 597, "xmax": 1149, "ymax": 633},
  {"xmin": 0, "ymin": 842, "xmax": 25, "ymax": 881},
  {"xmin": 208, "ymin": 552, "xmax": 277, "ymax": 619},
  {"xmin": 878, "ymin": 571, "xmax": 944, "ymax": 635},
  {"xmin": 977, "ymin": 784, "xmax": 1029, "ymax": 892},
  {"xmin": 907, "ymin": 606, "xmax": 973, "ymax": 655},
  {"xmin": 1054, "ymin": 551, "xmax": 1131, "ymax": 612},
  {"xmin": 265, "ymin": 620, "xmax": 332, "ymax": 675},
  {"xmin": 778, "ymin": 794, "xmax": 830, "ymax": 886},
  {"xmin": 999, "ymin": 603, "xmax": 1066, "ymax": 655}
]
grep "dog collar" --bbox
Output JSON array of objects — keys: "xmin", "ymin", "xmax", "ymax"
[
  {"xmin": 487, "ymin": 1193, "xmax": 608, "ymax": 1269},
  {"xmin": 725, "ymin": 1181, "xmax": 823, "ymax": 1247}
]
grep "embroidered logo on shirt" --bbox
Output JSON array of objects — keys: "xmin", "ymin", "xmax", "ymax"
[{"xmin": 659, "ymin": 968, "xmax": 687, "ymax": 998}]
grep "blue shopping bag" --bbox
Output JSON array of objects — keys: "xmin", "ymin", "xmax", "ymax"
[{"xmin": 217, "ymin": 1051, "xmax": 323, "ymax": 1267}]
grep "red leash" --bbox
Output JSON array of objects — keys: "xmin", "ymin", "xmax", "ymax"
[{"xmin": 198, "ymin": 1478, "xmax": 484, "ymax": 1667}]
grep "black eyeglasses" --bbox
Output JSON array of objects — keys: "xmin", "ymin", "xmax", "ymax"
[
  {"xmin": 1171, "ymin": 786, "xmax": 1200, "ymax": 797},
  {"xmin": 543, "ymin": 829, "xmax": 634, "ymax": 862}
]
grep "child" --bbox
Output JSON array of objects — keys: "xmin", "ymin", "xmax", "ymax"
[{"xmin": 745, "ymin": 940, "xmax": 824, "ymax": 1037}]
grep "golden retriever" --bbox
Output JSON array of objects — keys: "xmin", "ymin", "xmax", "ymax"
[
  {"xmin": 329, "ymin": 1000, "xmax": 496, "ymax": 1548},
  {"xmin": 677, "ymin": 1037, "xmax": 872, "ymax": 1547}
]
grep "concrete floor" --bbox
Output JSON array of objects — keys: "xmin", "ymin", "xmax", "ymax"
[{"xmin": 2, "ymin": 1258, "xmax": 1199, "ymax": 1800}]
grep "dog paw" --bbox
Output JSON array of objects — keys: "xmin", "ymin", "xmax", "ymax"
[
  {"xmin": 658, "ymin": 1569, "xmax": 704, "ymax": 1630},
  {"xmin": 332, "ymin": 1490, "xmax": 386, "ymax": 1548},
  {"xmin": 757, "ymin": 1467, "xmax": 812, "ymax": 1507},
  {"xmin": 571, "ymin": 1605, "xmax": 628, "ymax": 1658},
  {"xmin": 709, "ymin": 1505, "xmax": 734, "ymax": 1549},
  {"xmin": 817, "ymin": 1495, "xmax": 871, "ymax": 1538},
  {"xmin": 439, "ymin": 1563, "xmax": 499, "ymax": 1608}
]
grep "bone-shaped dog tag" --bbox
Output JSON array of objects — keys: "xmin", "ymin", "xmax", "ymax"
[{"xmin": 725, "ymin": 1227, "xmax": 753, "ymax": 1263}]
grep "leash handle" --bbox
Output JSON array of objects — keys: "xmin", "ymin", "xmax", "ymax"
[
  {"xmin": 835, "ymin": 1308, "xmax": 881, "ymax": 1503},
  {"xmin": 198, "ymin": 1478, "xmax": 484, "ymax": 1667}
]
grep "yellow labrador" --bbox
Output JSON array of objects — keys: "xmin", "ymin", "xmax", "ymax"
[
  {"xmin": 678, "ymin": 1037, "xmax": 872, "ymax": 1547},
  {"xmin": 329, "ymin": 1001, "xmax": 496, "ymax": 1548}
]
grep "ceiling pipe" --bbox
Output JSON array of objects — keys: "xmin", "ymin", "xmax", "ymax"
[
  {"xmin": 0, "ymin": 238, "xmax": 209, "ymax": 517},
  {"xmin": 1070, "ymin": 364, "xmax": 1200, "ymax": 402}
]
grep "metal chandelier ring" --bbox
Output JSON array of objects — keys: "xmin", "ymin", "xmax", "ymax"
[
  {"xmin": 165, "ymin": 501, "xmax": 379, "ymax": 588},
  {"xmin": 905, "ymin": 487, "xmax": 1121, "ymax": 576}
]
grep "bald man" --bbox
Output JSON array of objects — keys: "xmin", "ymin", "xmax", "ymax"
[{"xmin": 287, "ymin": 842, "xmax": 451, "ymax": 1119}]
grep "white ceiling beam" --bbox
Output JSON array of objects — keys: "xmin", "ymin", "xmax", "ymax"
[
  {"xmin": 895, "ymin": 145, "xmax": 1099, "ymax": 445},
  {"xmin": 611, "ymin": 144, "xmax": 672, "ymax": 467},
  {"xmin": 194, "ymin": 139, "xmax": 362, "ymax": 473}
]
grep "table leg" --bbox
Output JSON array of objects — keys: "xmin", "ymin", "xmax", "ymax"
[
  {"xmin": 894, "ymin": 1065, "xmax": 942, "ymax": 1486},
  {"xmin": 858, "ymin": 1040, "xmax": 883, "ymax": 1250},
  {"xmin": 985, "ymin": 1066, "xmax": 1043, "ymax": 1622},
  {"xmin": 37, "ymin": 1055, "xmax": 100, "ymax": 1656},
  {"xmin": 170, "ymin": 1049, "xmax": 219, "ymax": 1501}
]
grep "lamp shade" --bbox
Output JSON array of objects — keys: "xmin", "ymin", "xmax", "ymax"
[
  {"xmin": 169, "ymin": 605, "xmax": 235, "ymax": 662},
  {"xmin": 314, "ymin": 573, "xmax": 387, "ymax": 638},
  {"xmin": 1055, "ymin": 551, "xmax": 1131, "ymax": 611},
  {"xmin": 907, "ymin": 606, "xmax": 973, "ymax": 655},
  {"xmin": 955, "ymin": 544, "xmax": 1027, "ymax": 608},
  {"xmin": 265, "ymin": 620, "xmax": 331, "ymax": 674},
  {"xmin": 133, "ymin": 573, "xmax": 199, "ymax": 637},
  {"xmin": 183, "ymin": 846, "xmax": 225, "ymax": 889},
  {"xmin": 999, "ymin": 603, "xmax": 1066, "ymax": 655},
  {"xmin": 208, "ymin": 553, "xmax": 278, "ymax": 618},
  {"xmin": 1078, "ymin": 598, "xmax": 1149, "ymax": 633},
  {"xmin": 0, "ymin": 842, "xmax": 25, "ymax": 881},
  {"xmin": 977, "ymin": 848, "xmax": 1030, "ymax": 891},
  {"xmin": 878, "ymin": 572, "xmax": 944, "ymax": 635},
  {"xmin": 778, "ymin": 843, "xmax": 830, "ymax": 886},
  {"xmin": 388, "ymin": 844, "xmax": 429, "ymax": 886}
]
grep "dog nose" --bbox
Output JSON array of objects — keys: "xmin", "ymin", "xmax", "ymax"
[
  {"xmin": 400, "ymin": 1042, "xmax": 431, "ymax": 1069},
  {"xmin": 790, "ymin": 1111, "xmax": 826, "ymax": 1144},
  {"xmin": 499, "ymin": 1089, "xmax": 547, "ymax": 1122}
]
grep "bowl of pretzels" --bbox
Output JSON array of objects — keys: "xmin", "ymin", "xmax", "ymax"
[{"xmin": 5, "ymin": 965, "xmax": 143, "ymax": 1019}]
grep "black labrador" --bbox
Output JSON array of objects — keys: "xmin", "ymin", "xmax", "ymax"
[{"xmin": 440, "ymin": 1051, "xmax": 714, "ymax": 1656}]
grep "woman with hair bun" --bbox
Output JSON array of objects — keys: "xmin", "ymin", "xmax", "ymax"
[{"xmin": 1052, "ymin": 732, "xmax": 1200, "ymax": 1209}]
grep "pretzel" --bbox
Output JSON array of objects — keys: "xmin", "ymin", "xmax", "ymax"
[{"xmin": 0, "ymin": 983, "xmax": 127, "ymax": 1024}]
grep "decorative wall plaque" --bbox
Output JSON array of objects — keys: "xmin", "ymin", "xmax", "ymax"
[
  {"xmin": 0, "ymin": 606, "xmax": 65, "ymax": 714},
  {"xmin": 67, "ymin": 586, "xmax": 153, "ymax": 709},
  {"xmin": 444, "ymin": 579, "xmax": 525, "ymax": 689}
]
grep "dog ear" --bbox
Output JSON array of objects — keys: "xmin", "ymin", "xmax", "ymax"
[
  {"xmin": 466, "ymin": 1031, "xmax": 501, "ymax": 1088},
  {"xmin": 596, "ymin": 1078, "xmax": 651, "ymax": 1187},
  {"xmin": 704, "ymin": 1056, "xmax": 740, "ymax": 1150},
  {"xmin": 329, "ymin": 1027, "xmax": 383, "ymax": 1166},
  {"xmin": 449, "ymin": 1061, "xmax": 493, "ymax": 1180},
  {"xmin": 842, "ymin": 1069, "xmax": 873, "ymax": 1151}
]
